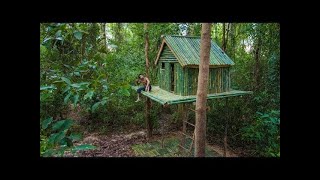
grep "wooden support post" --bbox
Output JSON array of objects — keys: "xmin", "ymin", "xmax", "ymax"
[
  {"xmin": 224, "ymin": 97, "xmax": 229, "ymax": 157},
  {"xmin": 161, "ymin": 103, "xmax": 165, "ymax": 148},
  {"xmin": 179, "ymin": 104, "xmax": 188, "ymax": 152},
  {"xmin": 160, "ymin": 103, "xmax": 170, "ymax": 147},
  {"xmin": 145, "ymin": 97, "xmax": 152, "ymax": 139}
]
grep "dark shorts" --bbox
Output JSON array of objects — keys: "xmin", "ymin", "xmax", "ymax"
[{"xmin": 137, "ymin": 85, "xmax": 152, "ymax": 93}]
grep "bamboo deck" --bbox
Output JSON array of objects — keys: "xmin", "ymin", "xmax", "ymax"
[{"xmin": 132, "ymin": 86, "xmax": 252, "ymax": 105}]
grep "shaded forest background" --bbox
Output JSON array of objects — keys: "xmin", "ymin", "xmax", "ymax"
[{"xmin": 40, "ymin": 23, "xmax": 280, "ymax": 157}]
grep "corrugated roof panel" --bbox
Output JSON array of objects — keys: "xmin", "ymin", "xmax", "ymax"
[
  {"xmin": 160, "ymin": 35, "xmax": 235, "ymax": 67},
  {"xmin": 164, "ymin": 38, "xmax": 186, "ymax": 66}
]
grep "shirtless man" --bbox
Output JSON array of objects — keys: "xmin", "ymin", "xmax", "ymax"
[{"xmin": 135, "ymin": 74, "xmax": 151, "ymax": 102}]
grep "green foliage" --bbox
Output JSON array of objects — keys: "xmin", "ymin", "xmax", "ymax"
[
  {"xmin": 205, "ymin": 23, "xmax": 280, "ymax": 157},
  {"xmin": 42, "ymin": 117, "xmax": 53, "ymax": 129},
  {"xmin": 40, "ymin": 118, "xmax": 96, "ymax": 157},
  {"xmin": 241, "ymin": 110, "xmax": 280, "ymax": 157},
  {"xmin": 73, "ymin": 31, "xmax": 83, "ymax": 40},
  {"xmin": 41, "ymin": 23, "xmax": 280, "ymax": 157},
  {"xmin": 72, "ymin": 144, "xmax": 96, "ymax": 152}
]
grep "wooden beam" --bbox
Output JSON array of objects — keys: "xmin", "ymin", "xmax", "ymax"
[
  {"xmin": 162, "ymin": 39, "xmax": 186, "ymax": 68},
  {"xmin": 179, "ymin": 104, "xmax": 188, "ymax": 152},
  {"xmin": 154, "ymin": 40, "xmax": 166, "ymax": 65},
  {"xmin": 145, "ymin": 97, "xmax": 152, "ymax": 139}
]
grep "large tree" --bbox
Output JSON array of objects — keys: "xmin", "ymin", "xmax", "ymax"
[
  {"xmin": 194, "ymin": 23, "xmax": 212, "ymax": 157},
  {"xmin": 144, "ymin": 23, "xmax": 152, "ymax": 138}
]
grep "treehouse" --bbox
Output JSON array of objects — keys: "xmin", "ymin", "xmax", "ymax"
[
  {"xmin": 132, "ymin": 35, "xmax": 252, "ymax": 105},
  {"xmin": 155, "ymin": 35, "xmax": 233, "ymax": 96},
  {"xmin": 131, "ymin": 35, "xmax": 253, "ymax": 154}
]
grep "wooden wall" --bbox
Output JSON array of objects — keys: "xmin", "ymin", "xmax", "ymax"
[{"xmin": 158, "ymin": 45, "xmax": 231, "ymax": 96}]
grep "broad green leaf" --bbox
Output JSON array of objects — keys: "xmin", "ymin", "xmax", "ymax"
[
  {"xmin": 91, "ymin": 102, "xmax": 101, "ymax": 112},
  {"xmin": 42, "ymin": 37, "xmax": 52, "ymax": 44},
  {"xmin": 56, "ymin": 37, "xmax": 63, "ymax": 41},
  {"xmin": 74, "ymin": 31, "xmax": 82, "ymax": 40},
  {"xmin": 52, "ymin": 120, "xmax": 66, "ymax": 131},
  {"xmin": 40, "ymin": 85, "xmax": 56, "ymax": 91},
  {"xmin": 71, "ymin": 83, "xmax": 81, "ymax": 88},
  {"xmin": 55, "ymin": 130, "xmax": 66, "ymax": 143},
  {"xmin": 103, "ymin": 85, "xmax": 108, "ymax": 91},
  {"xmin": 55, "ymin": 30, "xmax": 62, "ymax": 37},
  {"xmin": 64, "ymin": 92, "xmax": 72, "ymax": 104},
  {"xmin": 63, "ymin": 64, "xmax": 71, "ymax": 69},
  {"xmin": 122, "ymin": 89, "xmax": 130, "ymax": 97},
  {"xmin": 48, "ymin": 133, "xmax": 59, "ymax": 145},
  {"xmin": 69, "ymin": 133, "xmax": 82, "ymax": 141},
  {"xmin": 40, "ymin": 92, "xmax": 52, "ymax": 102},
  {"xmin": 73, "ymin": 144, "xmax": 96, "ymax": 151},
  {"xmin": 63, "ymin": 86, "xmax": 71, "ymax": 94},
  {"xmin": 74, "ymin": 72, "xmax": 80, "ymax": 76},
  {"xmin": 59, "ymin": 138, "xmax": 68, "ymax": 146},
  {"xmin": 100, "ymin": 100, "xmax": 107, "ymax": 106},
  {"xmin": 53, "ymin": 80, "xmax": 64, "ymax": 84},
  {"xmin": 84, "ymin": 91, "xmax": 94, "ymax": 100},
  {"xmin": 256, "ymin": 112, "xmax": 263, "ymax": 116},
  {"xmin": 78, "ymin": 82, "xmax": 90, "ymax": 87},
  {"xmin": 73, "ymin": 94, "xmax": 79, "ymax": 106},
  {"xmin": 60, "ymin": 120, "xmax": 74, "ymax": 131},
  {"xmin": 61, "ymin": 77, "xmax": 71, "ymax": 85},
  {"xmin": 42, "ymin": 117, "xmax": 53, "ymax": 129}
]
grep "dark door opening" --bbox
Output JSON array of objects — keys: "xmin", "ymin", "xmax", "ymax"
[{"xmin": 170, "ymin": 63, "xmax": 175, "ymax": 92}]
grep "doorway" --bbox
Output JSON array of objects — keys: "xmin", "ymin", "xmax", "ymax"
[{"xmin": 170, "ymin": 63, "xmax": 175, "ymax": 92}]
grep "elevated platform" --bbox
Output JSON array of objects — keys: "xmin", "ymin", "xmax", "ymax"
[{"xmin": 131, "ymin": 86, "xmax": 252, "ymax": 105}]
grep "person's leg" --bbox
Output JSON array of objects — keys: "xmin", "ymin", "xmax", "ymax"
[{"xmin": 136, "ymin": 86, "xmax": 146, "ymax": 102}]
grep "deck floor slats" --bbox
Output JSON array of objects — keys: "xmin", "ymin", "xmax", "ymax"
[{"xmin": 132, "ymin": 86, "xmax": 252, "ymax": 105}]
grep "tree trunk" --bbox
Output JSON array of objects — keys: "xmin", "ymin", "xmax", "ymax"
[
  {"xmin": 222, "ymin": 23, "xmax": 226, "ymax": 51},
  {"xmin": 223, "ymin": 98, "xmax": 229, "ymax": 157},
  {"xmin": 116, "ymin": 23, "xmax": 122, "ymax": 45},
  {"xmin": 144, "ymin": 23, "xmax": 152, "ymax": 138},
  {"xmin": 144, "ymin": 23, "xmax": 150, "ymax": 77},
  {"xmin": 195, "ymin": 23, "xmax": 212, "ymax": 157},
  {"xmin": 102, "ymin": 23, "xmax": 107, "ymax": 51},
  {"xmin": 225, "ymin": 23, "xmax": 230, "ymax": 52},
  {"xmin": 230, "ymin": 23, "xmax": 236, "ymax": 60},
  {"xmin": 145, "ymin": 98, "xmax": 152, "ymax": 138},
  {"xmin": 214, "ymin": 23, "xmax": 218, "ymax": 42},
  {"xmin": 253, "ymin": 32, "xmax": 262, "ymax": 91},
  {"xmin": 179, "ymin": 104, "xmax": 187, "ymax": 151}
]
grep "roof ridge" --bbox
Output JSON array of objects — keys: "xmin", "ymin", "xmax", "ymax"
[{"xmin": 164, "ymin": 35, "xmax": 201, "ymax": 38}]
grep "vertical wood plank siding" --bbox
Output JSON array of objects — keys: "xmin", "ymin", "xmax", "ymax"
[{"xmin": 157, "ymin": 42, "xmax": 231, "ymax": 96}]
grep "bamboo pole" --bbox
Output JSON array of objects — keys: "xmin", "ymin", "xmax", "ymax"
[
  {"xmin": 180, "ymin": 104, "xmax": 187, "ymax": 152},
  {"xmin": 224, "ymin": 97, "xmax": 229, "ymax": 157}
]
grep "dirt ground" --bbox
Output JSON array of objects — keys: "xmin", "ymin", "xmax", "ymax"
[
  {"xmin": 64, "ymin": 104, "xmax": 241, "ymax": 157},
  {"xmin": 68, "ymin": 130, "xmax": 239, "ymax": 157}
]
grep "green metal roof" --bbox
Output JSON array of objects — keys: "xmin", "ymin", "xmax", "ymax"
[{"xmin": 155, "ymin": 35, "xmax": 235, "ymax": 67}]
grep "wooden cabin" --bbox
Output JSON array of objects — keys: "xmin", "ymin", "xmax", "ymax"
[{"xmin": 155, "ymin": 35, "xmax": 235, "ymax": 96}]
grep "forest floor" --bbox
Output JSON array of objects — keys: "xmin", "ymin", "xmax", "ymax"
[
  {"xmin": 69, "ymin": 128, "xmax": 239, "ymax": 157},
  {"xmin": 70, "ymin": 130, "xmax": 238, "ymax": 157},
  {"xmin": 65, "ymin": 105, "xmax": 241, "ymax": 157}
]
